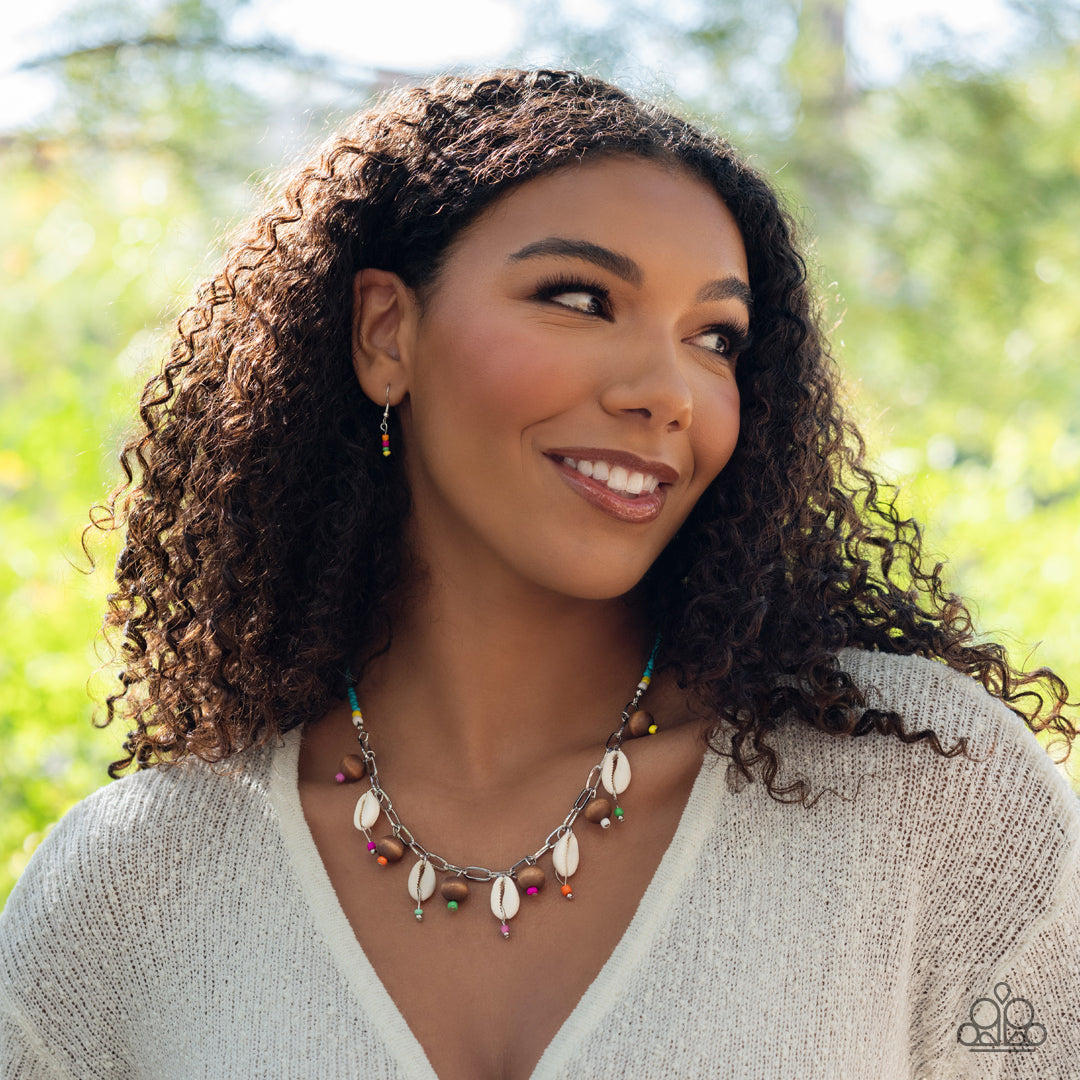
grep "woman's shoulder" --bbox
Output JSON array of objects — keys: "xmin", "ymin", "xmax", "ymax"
[
  {"xmin": 1, "ymin": 740, "xmax": 277, "ymax": 935},
  {"xmin": 835, "ymin": 646, "xmax": 1077, "ymax": 809},
  {"xmin": 756, "ymin": 647, "xmax": 1079, "ymax": 841},
  {"xmin": 836, "ymin": 645, "xmax": 1041, "ymax": 749}
]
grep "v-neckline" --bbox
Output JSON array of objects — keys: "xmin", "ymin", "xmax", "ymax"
[{"xmin": 268, "ymin": 726, "xmax": 721, "ymax": 1080}]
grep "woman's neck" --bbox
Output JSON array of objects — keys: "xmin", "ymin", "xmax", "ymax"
[{"xmin": 353, "ymin": 575, "xmax": 653, "ymax": 788}]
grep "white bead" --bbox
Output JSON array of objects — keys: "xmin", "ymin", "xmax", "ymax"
[
  {"xmin": 552, "ymin": 830, "xmax": 579, "ymax": 877},
  {"xmin": 601, "ymin": 749, "xmax": 631, "ymax": 797},
  {"xmin": 600, "ymin": 817, "xmax": 611, "ymax": 829},
  {"xmin": 490, "ymin": 875, "xmax": 520, "ymax": 920},
  {"xmin": 407, "ymin": 859, "xmax": 436, "ymax": 903},
  {"xmin": 353, "ymin": 789, "xmax": 380, "ymax": 831}
]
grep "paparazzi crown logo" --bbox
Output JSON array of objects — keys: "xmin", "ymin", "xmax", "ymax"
[{"xmin": 957, "ymin": 982, "xmax": 1046, "ymax": 1052}]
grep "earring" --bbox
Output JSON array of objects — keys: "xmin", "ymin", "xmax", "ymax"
[{"xmin": 380, "ymin": 385, "xmax": 391, "ymax": 458}]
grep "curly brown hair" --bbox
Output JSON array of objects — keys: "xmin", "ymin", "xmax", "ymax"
[{"xmin": 89, "ymin": 67, "xmax": 1076, "ymax": 795}]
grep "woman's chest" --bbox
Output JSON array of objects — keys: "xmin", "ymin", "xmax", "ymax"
[{"xmin": 304, "ymin": 779, "xmax": 695, "ymax": 1080}]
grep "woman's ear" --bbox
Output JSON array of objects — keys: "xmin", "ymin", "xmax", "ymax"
[{"xmin": 351, "ymin": 268, "xmax": 417, "ymax": 406}]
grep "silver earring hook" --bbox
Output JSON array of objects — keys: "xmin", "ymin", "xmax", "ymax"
[{"xmin": 380, "ymin": 385, "xmax": 391, "ymax": 458}]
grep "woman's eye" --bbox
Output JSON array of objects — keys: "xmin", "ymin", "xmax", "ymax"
[
  {"xmin": 532, "ymin": 277, "xmax": 610, "ymax": 317},
  {"xmin": 551, "ymin": 290, "xmax": 605, "ymax": 315},
  {"xmin": 689, "ymin": 324, "xmax": 750, "ymax": 359},
  {"xmin": 690, "ymin": 329, "xmax": 732, "ymax": 356}
]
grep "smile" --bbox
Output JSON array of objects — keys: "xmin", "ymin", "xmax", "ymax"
[{"xmin": 546, "ymin": 449, "xmax": 679, "ymax": 524}]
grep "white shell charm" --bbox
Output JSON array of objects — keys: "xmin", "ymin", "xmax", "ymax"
[
  {"xmin": 601, "ymin": 749, "xmax": 631, "ymax": 799},
  {"xmin": 552, "ymin": 830, "xmax": 579, "ymax": 880},
  {"xmin": 408, "ymin": 859, "xmax": 437, "ymax": 921},
  {"xmin": 353, "ymin": 789, "xmax": 381, "ymax": 835},
  {"xmin": 490, "ymin": 875, "xmax": 520, "ymax": 938}
]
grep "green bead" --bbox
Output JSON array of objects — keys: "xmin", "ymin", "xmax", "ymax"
[
  {"xmin": 447, "ymin": 900, "xmax": 459, "ymax": 911},
  {"xmin": 614, "ymin": 807, "xmax": 624, "ymax": 819}
]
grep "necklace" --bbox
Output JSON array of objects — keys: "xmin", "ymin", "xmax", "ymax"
[{"xmin": 336, "ymin": 638, "xmax": 661, "ymax": 939}]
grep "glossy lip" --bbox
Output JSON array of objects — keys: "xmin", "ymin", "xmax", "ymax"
[{"xmin": 545, "ymin": 447, "xmax": 680, "ymax": 524}]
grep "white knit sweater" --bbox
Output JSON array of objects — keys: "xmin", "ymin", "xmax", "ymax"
[{"xmin": 2, "ymin": 649, "xmax": 1078, "ymax": 1079}]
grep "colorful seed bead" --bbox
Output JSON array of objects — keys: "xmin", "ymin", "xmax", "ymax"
[
  {"xmin": 560, "ymin": 884, "xmax": 573, "ymax": 898},
  {"xmin": 334, "ymin": 772, "xmax": 345, "ymax": 783},
  {"xmin": 367, "ymin": 842, "xmax": 377, "ymax": 852},
  {"xmin": 414, "ymin": 908, "xmax": 424, "ymax": 920},
  {"xmin": 500, "ymin": 923, "xmax": 510, "ymax": 938},
  {"xmin": 614, "ymin": 807, "xmax": 624, "ymax": 820},
  {"xmin": 377, "ymin": 855, "xmax": 388, "ymax": 866},
  {"xmin": 648, "ymin": 723, "xmax": 658, "ymax": 735},
  {"xmin": 447, "ymin": 900, "xmax": 459, "ymax": 912},
  {"xmin": 381, "ymin": 434, "xmax": 391, "ymax": 457},
  {"xmin": 526, "ymin": 886, "xmax": 538, "ymax": 896}
]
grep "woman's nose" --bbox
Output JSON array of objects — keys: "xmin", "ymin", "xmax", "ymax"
[{"xmin": 597, "ymin": 334, "xmax": 694, "ymax": 432}]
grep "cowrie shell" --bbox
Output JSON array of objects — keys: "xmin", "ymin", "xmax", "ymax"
[
  {"xmin": 490, "ymin": 875, "xmax": 520, "ymax": 920},
  {"xmin": 353, "ymin": 789, "xmax": 380, "ymax": 831},
  {"xmin": 552, "ymin": 830, "xmax": 579, "ymax": 878},
  {"xmin": 601, "ymin": 749, "xmax": 631, "ymax": 797},
  {"xmin": 407, "ymin": 859, "xmax": 436, "ymax": 903}
]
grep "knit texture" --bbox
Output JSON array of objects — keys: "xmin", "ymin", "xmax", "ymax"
[{"xmin": 2, "ymin": 648, "xmax": 1078, "ymax": 1079}]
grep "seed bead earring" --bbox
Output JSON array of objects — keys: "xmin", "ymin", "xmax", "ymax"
[{"xmin": 380, "ymin": 386, "xmax": 391, "ymax": 458}]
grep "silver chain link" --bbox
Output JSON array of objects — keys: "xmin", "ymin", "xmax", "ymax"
[{"xmin": 351, "ymin": 677, "xmax": 651, "ymax": 882}]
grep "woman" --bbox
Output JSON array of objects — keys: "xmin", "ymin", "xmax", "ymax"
[{"xmin": 1, "ymin": 68, "xmax": 1077, "ymax": 1079}]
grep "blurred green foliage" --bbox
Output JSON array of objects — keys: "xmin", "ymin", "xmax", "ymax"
[{"xmin": 2, "ymin": 0, "xmax": 1078, "ymax": 903}]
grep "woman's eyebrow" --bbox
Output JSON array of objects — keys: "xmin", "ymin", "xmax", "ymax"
[
  {"xmin": 507, "ymin": 236, "xmax": 753, "ymax": 312},
  {"xmin": 508, "ymin": 237, "xmax": 642, "ymax": 285},
  {"xmin": 696, "ymin": 277, "xmax": 753, "ymax": 312}
]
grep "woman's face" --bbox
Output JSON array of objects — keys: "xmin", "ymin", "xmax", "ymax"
[{"xmin": 394, "ymin": 154, "xmax": 750, "ymax": 601}]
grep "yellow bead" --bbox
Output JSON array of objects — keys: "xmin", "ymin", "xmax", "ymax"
[{"xmin": 648, "ymin": 723, "xmax": 658, "ymax": 734}]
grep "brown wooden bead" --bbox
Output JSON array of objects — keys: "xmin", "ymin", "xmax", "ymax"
[
  {"xmin": 374, "ymin": 836, "xmax": 405, "ymax": 863},
  {"xmin": 440, "ymin": 878, "xmax": 470, "ymax": 903},
  {"xmin": 516, "ymin": 865, "xmax": 545, "ymax": 893},
  {"xmin": 338, "ymin": 754, "xmax": 366, "ymax": 782},
  {"xmin": 583, "ymin": 797, "xmax": 614, "ymax": 824},
  {"xmin": 627, "ymin": 710, "xmax": 654, "ymax": 738}
]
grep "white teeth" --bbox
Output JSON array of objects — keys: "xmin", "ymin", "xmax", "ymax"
[
  {"xmin": 560, "ymin": 456, "xmax": 661, "ymax": 495},
  {"xmin": 607, "ymin": 465, "xmax": 629, "ymax": 492}
]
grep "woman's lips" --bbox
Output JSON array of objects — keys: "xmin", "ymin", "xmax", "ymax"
[{"xmin": 547, "ymin": 453, "xmax": 672, "ymax": 524}]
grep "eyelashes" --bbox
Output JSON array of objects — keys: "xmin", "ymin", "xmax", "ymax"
[{"xmin": 530, "ymin": 273, "xmax": 751, "ymax": 358}]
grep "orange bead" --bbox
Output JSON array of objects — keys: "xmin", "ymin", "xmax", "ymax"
[
  {"xmin": 376, "ymin": 855, "xmax": 388, "ymax": 866},
  {"xmin": 560, "ymin": 884, "xmax": 573, "ymax": 897}
]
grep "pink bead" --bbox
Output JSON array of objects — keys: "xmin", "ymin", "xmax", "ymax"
[
  {"xmin": 527, "ymin": 886, "xmax": 538, "ymax": 896},
  {"xmin": 367, "ymin": 842, "xmax": 376, "ymax": 852},
  {"xmin": 500, "ymin": 923, "xmax": 510, "ymax": 937},
  {"xmin": 334, "ymin": 772, "xmax": 345, "ymax": 783}
]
